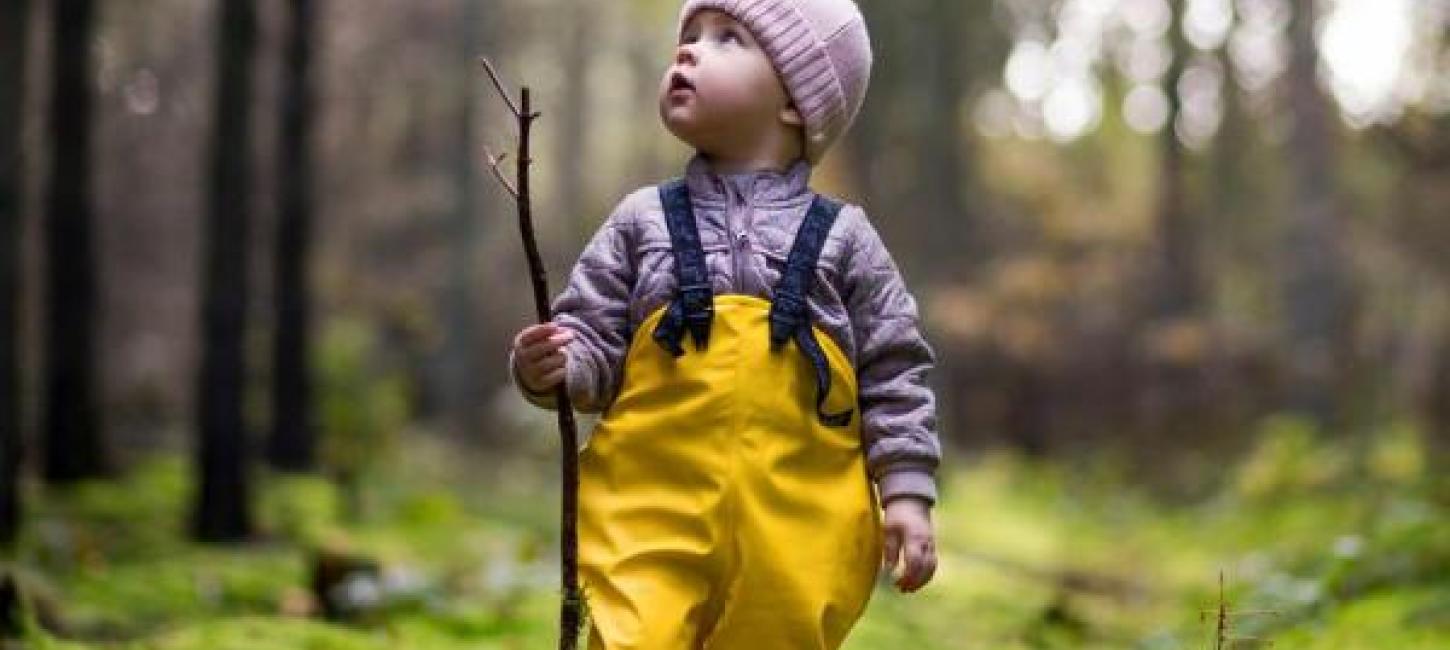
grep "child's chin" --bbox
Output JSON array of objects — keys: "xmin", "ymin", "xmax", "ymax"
[
  {"xmin": 660, "ymin": 103, "xmax": 695, "ymax": 124},
  {"xmin": 660, "ymin": 113, "xmax": 705, "ymax": 147}
]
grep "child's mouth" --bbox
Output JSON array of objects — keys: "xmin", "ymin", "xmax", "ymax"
[{"xmin": 669, "ymin": 72, "xmax": 696, "ymax": 96}]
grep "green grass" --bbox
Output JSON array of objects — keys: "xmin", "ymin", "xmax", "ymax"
[{"xmin": 4, "ymin": 416, "xmax": 1448, "ymax": 648}]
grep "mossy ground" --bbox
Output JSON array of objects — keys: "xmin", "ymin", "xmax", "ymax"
[{"xmin": 5, "ymin": 417, "xmax": 1447, "ymax": 649}]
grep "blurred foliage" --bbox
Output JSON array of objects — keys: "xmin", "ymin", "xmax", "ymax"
[
  {"xmin": 316, "ymin": 317, "xmax": 413, "ymax": 521},
  {"xmin": 4, "ymin": 418, "xmax": 1447, "ymax": 649}
]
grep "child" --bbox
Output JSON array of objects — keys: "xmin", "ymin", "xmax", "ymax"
[{"xmin": 510, "ymin": 1, "xmax": 940, "ymax": 647}]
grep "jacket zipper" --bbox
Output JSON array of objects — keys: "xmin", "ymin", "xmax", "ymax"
[{"xmin": 729, "ymin": 183, "xmax": 751, "ymax": 294}]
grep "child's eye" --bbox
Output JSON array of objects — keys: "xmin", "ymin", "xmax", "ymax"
[{"xmin": 721, "ymin": 30, "xmax": 743, "ymax": 44}]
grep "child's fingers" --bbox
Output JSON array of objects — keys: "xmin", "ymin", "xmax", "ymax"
[
  {"xmin": 533, "ymin": 353, "xmax": 566, "ymax": 373},
  {"xmin": 912, "ymin": 540, "xmax": 938, "ymax": 591},
  {"xmin": 516, "ymin": 323, "xmax": 571, "ymax": 348},
  {"xmin": 518, "ymin": 331, "xmax": 573, "ymax": 362},
  {"xmin": 516, "ymin": 324, "xmax": 555, "ymax": 346},
  {"xmin": 896, "ymin": 536, "xmax": 937, "ymax": 593},
  {"xmin": 521, "ymin": 352, "xmax": 567, "ymax": 389},
  {"xmin": 537, "ymin": 367, "xmax": 565, "ymax": 390},
  {"xmin": 881, "ymin": 527, "xmax": 902, "ymax": 575},
  {"xmin": 893, "ymin": 534, "xmax": 918, "ymax": 591},
  {"xmin": 894, "ymin": 539, "xmax": 918, "ymax": 591},
  {"xmin": 522, "ymin": 369, "xmax": 564, "ymax": 394}
]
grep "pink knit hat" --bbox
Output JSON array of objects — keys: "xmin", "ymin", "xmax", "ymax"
[{"xmin": 678, "ymin": 0, "xmax": 873, "ymax": 163}]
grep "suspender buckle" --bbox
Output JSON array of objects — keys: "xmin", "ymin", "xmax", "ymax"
[
  {"xmin": 679, "ymin": 282, "xmax": 712, "ymax": 304},
  {"xmin": 679, "ymin": 282, "xmax": 713, "ymax": 349},
  {"xmin": 768, "ymin": 292, "xmax": 806, "ymax": 350}
]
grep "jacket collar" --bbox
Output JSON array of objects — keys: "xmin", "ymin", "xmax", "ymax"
[{"xmin": 682, "ymin": 152, "xmax": 813, "ymax": 205}]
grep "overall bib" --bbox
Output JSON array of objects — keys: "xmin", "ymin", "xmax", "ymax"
[{"xmin": 579, "ymin": 181, "xmax": 884, "ymax": 650}]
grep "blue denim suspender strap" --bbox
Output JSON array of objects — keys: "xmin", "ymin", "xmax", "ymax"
[
  {"xmin": 652, "ymin": 179, "xmax": 714, "ymax": 357},
  {"xmin": 769, "ymin": 194, "xmax": 853, "ymax": 428}
]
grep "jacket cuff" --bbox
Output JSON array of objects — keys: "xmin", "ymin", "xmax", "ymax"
[
  {"xmin": 508, "ymin": 346, "xmax": 559, "ymax": 410},
  {"xmin": 876, "ymin": 466, "xmax": 937, "ymax": 508}
]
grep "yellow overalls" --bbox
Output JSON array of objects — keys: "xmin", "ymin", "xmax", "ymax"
[{"xmin": 578, "ymin": 181, "xmax": 883, "ymax": 649}]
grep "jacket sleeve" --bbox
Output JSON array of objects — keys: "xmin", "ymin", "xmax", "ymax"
[
  {"xmin": 508, "ymin": 192, "xmax": 642, "ymax": 413},
  {"xmin": 838, "ymin": 205, "xmax": 942, "ymax": 508}
]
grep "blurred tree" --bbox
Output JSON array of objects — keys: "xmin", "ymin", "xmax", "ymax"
[
  {"xmin": 556, "ymin": 1, "xmax": 595, "ymax": 247},
  {"xmin": 1138, "ymin": 0, "xmax": 1209, "ymax": 452},
  {"xmin": 1152, "ymin": 0, "xmax": 1199, "ymax": 318},
  {"xmin": 629, "ymin": 9, "xmax": 668, "ymax": 183},
  {"xmin": 43, "ymin": 0, "xmax": 109, "ymax": 483},
  {"xmin": 850, "ymin": 0, "xmax": 1002, "ymax": 278},
  {"xmin": 920, "ymin": 0, "xmax": 973, "ymax": 263},
  {"xmin": 1282, "ymin": 0, "xmax": 1354, "ymax": 428},
  {"xmin": 435, "ymin": 0, "xmax": 485, "ymax": 436},
  {"xmin": 268, "ymin": 0, "xmax": 322, "ymax": 473},
  {"xmin": 0, "ymin": 0, "xmax": 29, "ymax": 546},
  {"xmin": 194, "ymin": 0, "xmax": 258, "ymax": 542},
  {"xmin": 849, "ymin": 0, "xmax": 934, "ymax": 253},
  {"xmin": 1433, "ymin": 327, "xmax": 1450, "ymax": 457},
  {"xmin": 1380, "ymin": 108, "xmax": 1450, "ymax": 454},
  {"xmin": 1207, "ymin": 8, "xmax": 1261, "ymax": 308},
  {"xmin": 846, "ymin": 0, "xmax": 899, "ymax": 229}
]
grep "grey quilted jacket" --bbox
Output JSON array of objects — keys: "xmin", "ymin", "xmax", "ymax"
[{"xmin": 509, "ymin": 153, "xmax": 941, "ymax": 507}]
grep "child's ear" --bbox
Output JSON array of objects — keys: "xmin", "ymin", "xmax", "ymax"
[{"xmin": 779, "ymin": 101, "xmax": 803, "ymax": 127}]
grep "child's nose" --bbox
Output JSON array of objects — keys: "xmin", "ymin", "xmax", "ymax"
[{"xmin": 674, "ymin": 44, "xmax": 697, "ymax": 66}]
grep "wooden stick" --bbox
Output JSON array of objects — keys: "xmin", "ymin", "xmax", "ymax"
[
  {"xmin": 479, "ymin": 56, "xmax": 521, "ymax": 120},
  {"xmin": 478, "ymin": 56, "xmax": 583, "ymax": 650},
  {"xmin": 483, "ymin": 147, "xmax": 517, "ymax": 200}
]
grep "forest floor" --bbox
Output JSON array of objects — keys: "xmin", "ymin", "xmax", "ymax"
[{"xmin": 3, "ymin": 415, "xmax": 1448, "ymax": 649}]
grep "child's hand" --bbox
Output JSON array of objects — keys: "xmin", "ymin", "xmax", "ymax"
[
  {"xmin": 882, "ymin": 496, "xmax": 936, "ymax": 593},
  {"xmin": 512, "ymin": 323, "xmax": 574, "ymax": 394}
]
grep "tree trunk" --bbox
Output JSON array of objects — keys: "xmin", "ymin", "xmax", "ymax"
[
  {"xmin": 1138, "ymin": 0, "xmax": 1207, "ymax": 446},
  {"xmin": 0, "ymin": 0, "xmax": 30, "ymax": 546},
  {"xmin": 845, "ymin": 0, "xmax": 894, "ymax": 194},
  {"xmin": 267, "ymin": 0, "xmax": 320, "ymax": 473},
  {"xmin": 435, "ymin": 0, "xmax": 483, "ymax": 436},
  {"xmin": 556, "ymin": 1, "xmax": 592, "ymax": 248},
  {"xmin": 1431, "ymin": 330, "xmax": 1450, "ymax": 461},
  {"xmin": 1153, "ymin": 0, "xmax": 1199, "ymax": 318},
  {"xmin": 194, "ymin": 0, "xmax": 258, "ymax": 543},
  {"xmin": 629, "ymin": 28, "xmax": 665, "ymax": 182},
  {"xmin": 1282, "ymin": 0, "xmax": 1352, "ymax": 428},
  {"xmin": 851, "ymin": 0, "xmax": 996, "ymax": 279},
  {"xmin": 922, "ymin": 0, "xmax": 971, "ymax": 269},
  {"xmin": 42, "ymin": 0, "xmax": 108, "ymax": 483},
  {"xmin": 1211, "ymin": 30, "xmax": 1252, "ymax": 242}
]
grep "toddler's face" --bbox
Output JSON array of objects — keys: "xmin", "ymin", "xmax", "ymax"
[{"xmin": 659, "ymin": 9, "xmax": 796, "ymax": 154}]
